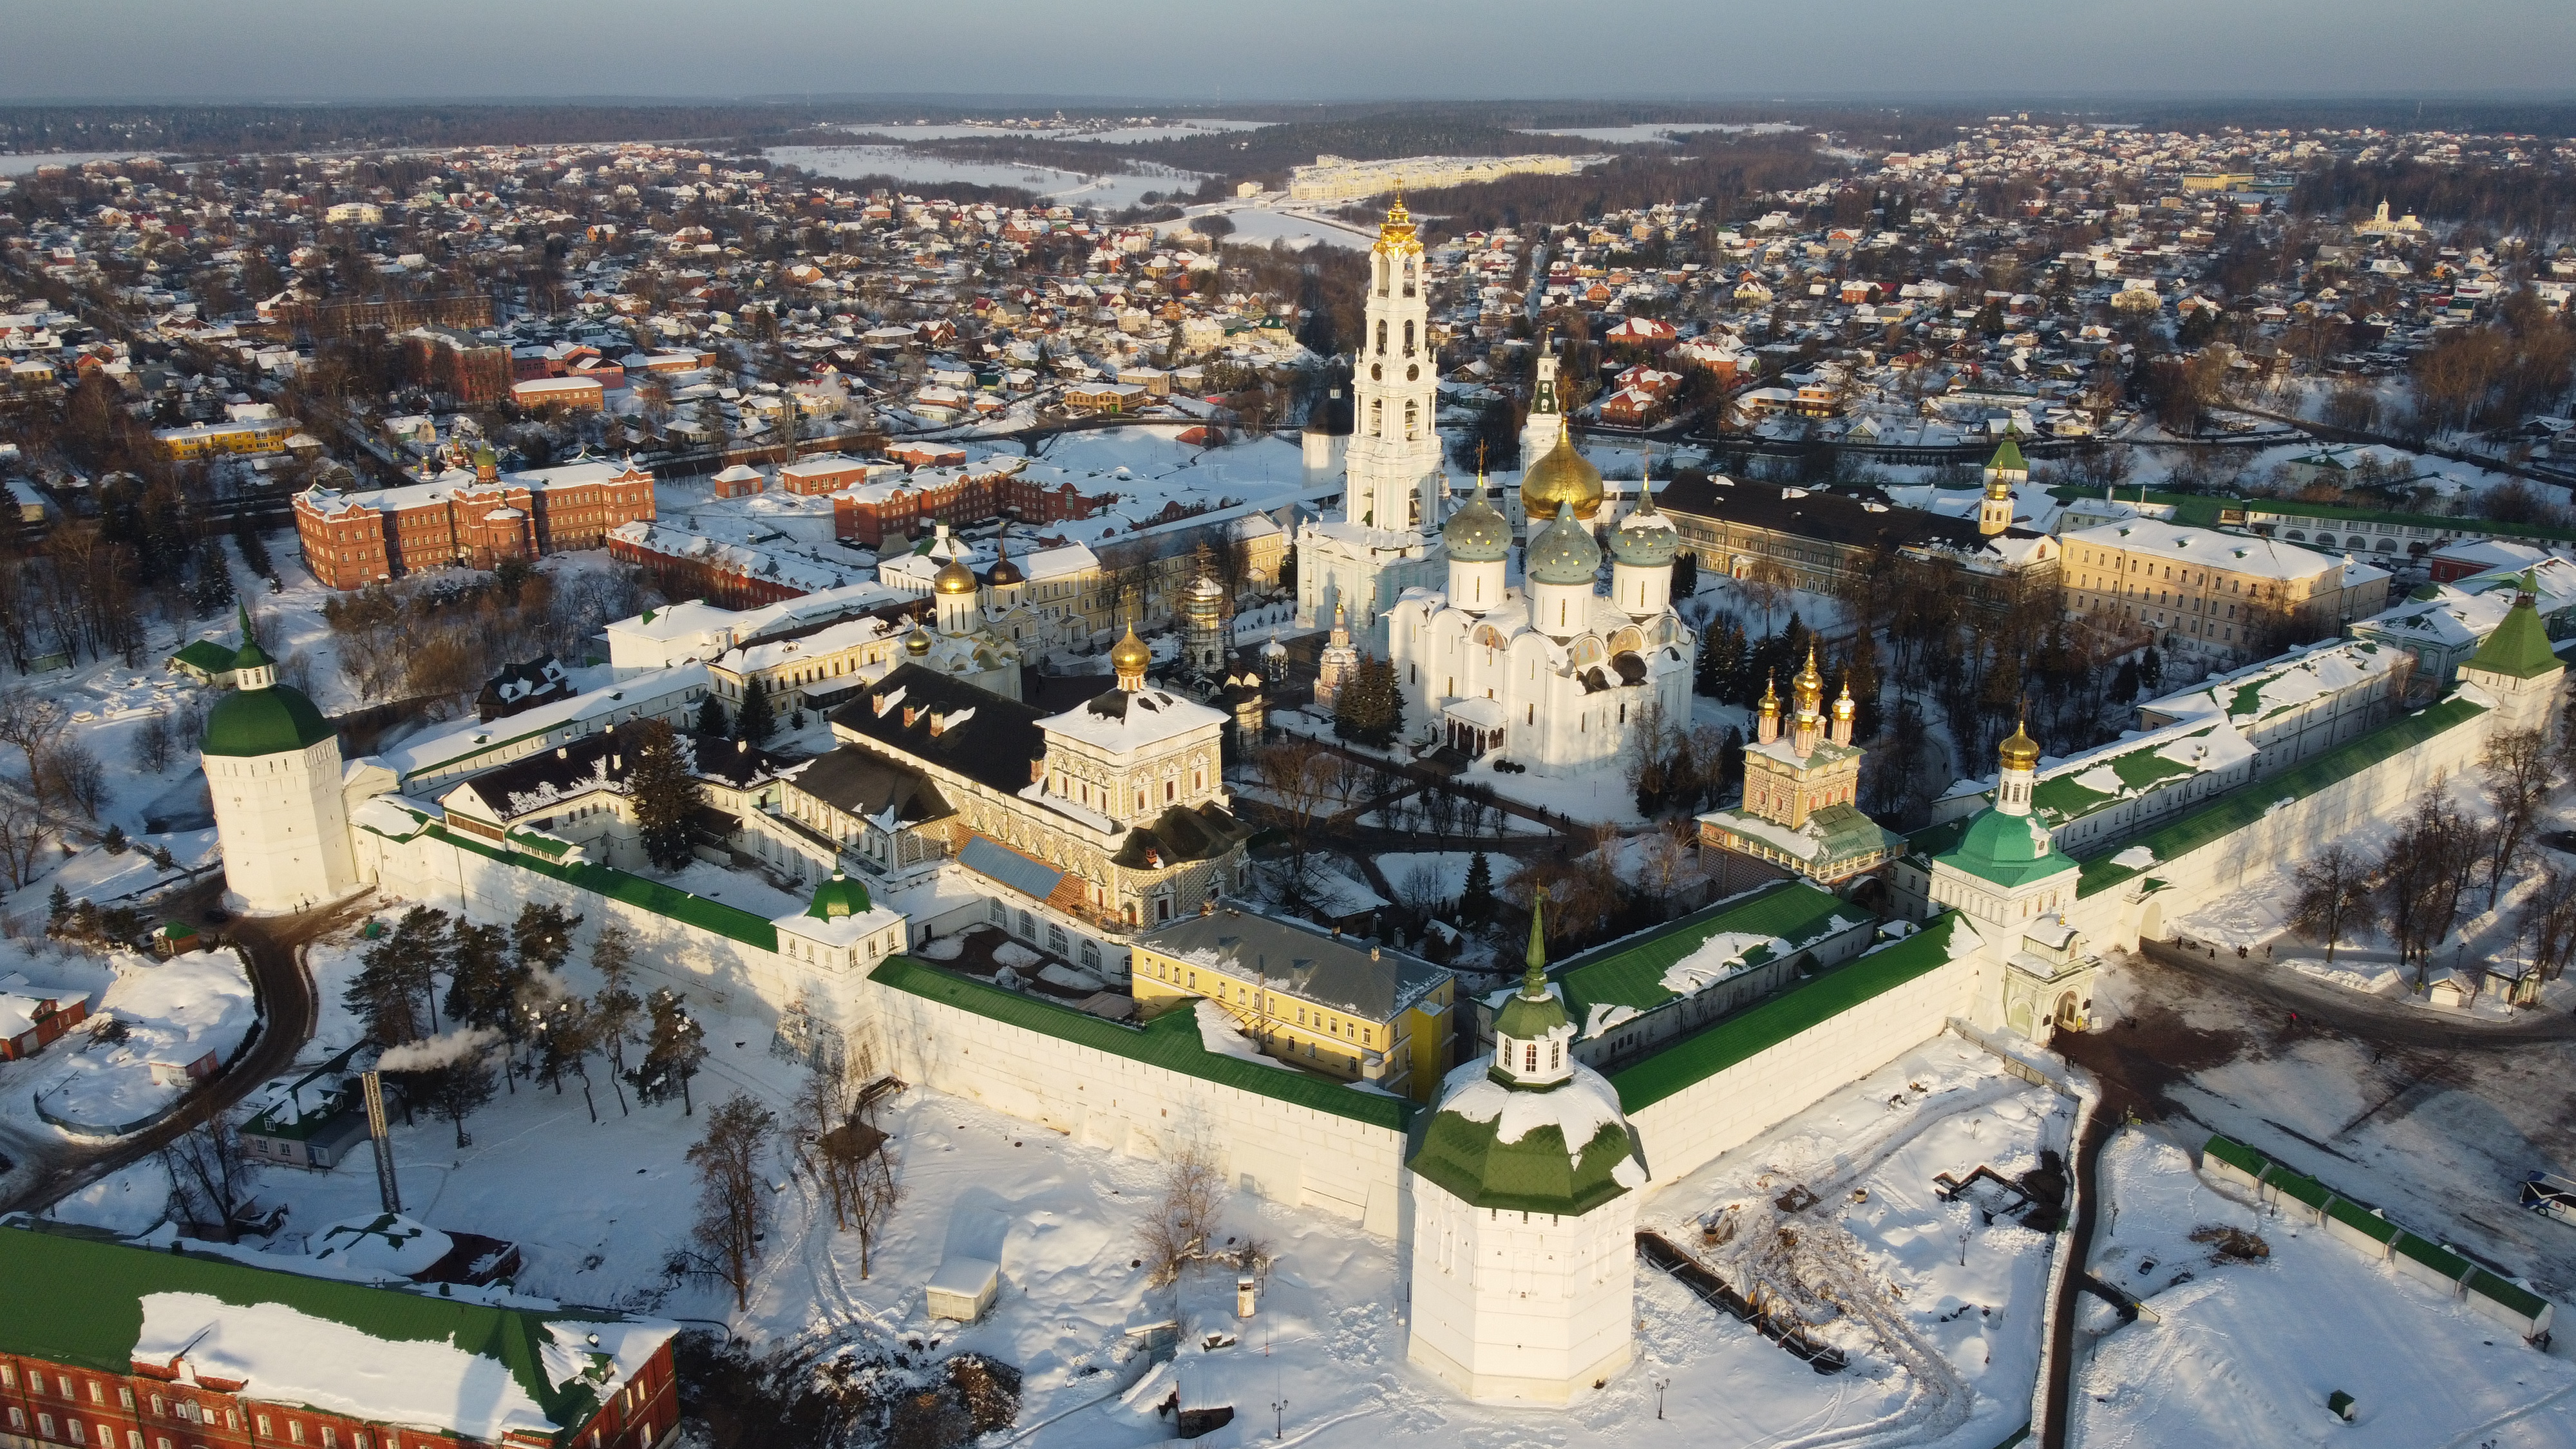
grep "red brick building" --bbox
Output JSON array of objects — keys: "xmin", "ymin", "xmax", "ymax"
[
  {"xmin": 775, "ymin": 453, "xmax": 875, "ymax": 497},
  {"xmin": 294, "ymin": 453, "xmax": 657, "ymax": 590},
  {"xmin": 401, "ymin": 327, "xmax": 512, "ymax": 406},
  {"xmin": 0, "ymin": 1224, "xmax": 679, "ymax": 1449},
  {"xmin": 831, "ymin": 462, "xmax": 1108, "ymax": 548}
]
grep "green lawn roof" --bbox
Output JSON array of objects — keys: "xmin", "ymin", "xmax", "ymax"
[
  {"xmin": 1555, "ymin": 880, "xmax": 1858, "ymax": 1022},
  {"xmin": 430, "ymin": 824, "xmax": 779, "ymax": 952},
  {"xmin": 1609, "ymin": 913, "xmax": 1973, "ymax": 1113},
  {"xmin": 2076, "ymin": 694, "xmax": 2488, "ymax": 898},
  {"xmin": 0, "ymin": 1226, "xmax": 636, "ymax": 1445},
  {"xmin": 869, "ymin": 956, "xmax": 1416, "ymax": 1132}
]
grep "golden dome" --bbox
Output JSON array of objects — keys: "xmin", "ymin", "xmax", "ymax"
[
  {"xmin": 1521, "ymin": 418, "xmax": 1604, "ymax": 524},
  {"xmin": 933, "ymin": 556, "xmax": 978, "ymax": 595},
  {"xmin": 1999, "ymin": 719, "xmax": 2041, "ymax": 772},
  {"xmin": 1110, "ymin": 625, "xmax": 1151, "ymax": 677}
]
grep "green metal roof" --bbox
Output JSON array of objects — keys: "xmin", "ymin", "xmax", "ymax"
[
  {"xmin": 428, "ymin": 824, "xmax": 779, "ymax": 952},
  {"xmin": 2325, "ymin": 1195, "xmax": 2400, "ymax": 1244},
  {"xmin": 2201, "ymin": 1133, "xmax": 2265, "ymax": 1179},
  {"xmin": 2076, "ymin": 694, "xmax": 2489, "ymax": 898},
  {"xmin": 1938, "ymin": 807, "xmax": 2079, "ymax": 890},
  {"xmin": 2047, "ymin": 484, "xmax": 2576, "ymax": 545},
  {"xmin": 2468, "ymin": 1267, "xmax": 2552, "ymax": 1321},
  {"xmin": 202, "ymin": 683, "xmax": 334, "ymax": 758},
  {"xmin": 1609, "ymin": 913, "xmax": 1973, "ymax": 1112},
  {"xmin": 806, "ymin": 873, "xmax": 873, "ymax": 919},
  {"xmin": 1406, "ymin": 1098, "xmax": 1635, "ymax": 1215},
  {"xmin": 2027, "ymin": 730, "xmax": 2207, "ymax": 826},
  {"xmin": 1989, "ymin": 435, "xmax": 2027, "ymax": 473},
  {"xmin": 2393, "ymin": 1231, "xmax": 2472, "ymax": 1280},
  {"xmin": 2464, "ymin": 578, "xmax": 2560, "ymax": 679},
  {"xmin": 1555, "ymin": 880, "xmax": 1855, "ymax": 1024},
  {"xmin": 0, "ymin": 1225, "xmax": 645, "ymax": 1446},
  {"xmin": 171, "ymin": 639, "xmax": 239, "ymax": 675},
  {"xmin": 869, "ymin": 956, "xmax": 1416, "ymax": 1132}
]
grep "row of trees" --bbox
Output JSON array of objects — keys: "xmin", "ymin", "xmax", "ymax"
[
  {"xmin": 319, "ymin": 562, "xmax": 643, "ymax": 717},
  {"xmin": 2290, "ymin": 727, "xmax": 2562, "ymax": 988},
  {"xmin": 681, "ymin": 1045, "xmax": 900, "ymax": 1311}
]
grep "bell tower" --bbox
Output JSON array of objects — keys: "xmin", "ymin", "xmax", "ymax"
[{"xmin": 1345, "ymin": 187, "xmax": 1443, "ymax": 535}]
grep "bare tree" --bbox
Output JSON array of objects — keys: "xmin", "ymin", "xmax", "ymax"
[
  {"xmin": 688, "ymin": 1094, "xmax": 781, "ymax": 1311},
  {"xmin": 2289, "ymin": 845, "xmax": 2374, "ymax": 964},
  {"xmin": 791, "ymin": 1045, "xmax": 900, "ymax": 1277},
  {"xmin": 160, "ymin": 1113, "xmax": 258, "ymax": 1235},
  {"xmin": 1138, "ymin": 1141, "xmax": 1223, "ymax": 1287},
  {"xmin": 0, "ymin": 793, "xmax": 52, "ymax": 889},
  {"xmin": 2522, "ymin": 864, "xmax": 2576, "ymax": 996},
  {"xmin": 2483, "ymin": 728, "xmax": 2557, "ymax": 907},
  {"xmin": 0, "ymin": 689, "xmax": 67, "ymax": 788},
  {"xmin": 590, "ymin": 923, "xmax": 641, "ymax": 1115},
  {"xmin": 1252, "ymin": 738, "xmax": 1332, "ymax": 873}
]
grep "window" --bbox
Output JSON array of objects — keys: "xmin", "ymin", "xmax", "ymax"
[
  {"xmin": 1523, "ymin": 1043, "xmax": 1538, "ymax": 1072},
  {"xmin": 1047, "ymin": 924, "xmax": 1068, "ymax": 955}
]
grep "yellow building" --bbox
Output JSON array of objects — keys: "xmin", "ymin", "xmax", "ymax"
[
  {"xmin": 2060, "ymin": 520, "xmax": 2390, "ymax": 663},
  {"xmin": 153, "ymin": 417, "xmax": 299, "ymax": 461},
  {"xmin": 1132, "ymin": 905, "xmax": 1455, "ymax": 1101}
]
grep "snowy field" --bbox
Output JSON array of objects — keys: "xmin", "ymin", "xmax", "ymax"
[
  {"xmin": 0, "ymin": 151, "xmax": 149, "ymax": 175},
  {"xmin": 830, "ymin": 120, "xmax": 1267, "ymax": 144},
  {"xmin": 765, "ymin": 146, "xmax": 1200, "ymax": 209},
  {"xmin": 1517, "ymin": 123, "xmax": 1801, "ymax": 145},
  {"xmin": 2074, "ymin": 1130, "xmax": 2576, "ymax": 1447},
  {"xmin": 22, "ymin": 947, "xmax": 256, "ymax": 1135}
]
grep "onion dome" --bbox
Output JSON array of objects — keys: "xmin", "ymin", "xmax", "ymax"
[
  {"xmin": 1524, "ymin": 501, "xmax": 1603, "ymax": 587},
  {"xmin": 805, "ymin": 871, "xmax": 872, "ymax": 920},
  {"xmin": 1608, "ymin": 477, "xmax": 1678, "ymax": 568},
  {"xmin": 1793, "ymin": 645, "xmax": 1824, "ymax": 711},
  {"xmin": 1521, "ymin": 417, "xmax": 1604, "ymax": 524},
  {"xmin": 982, "ymin": 533, "xmax": 1024, "ymax": 589},
  {"xmin": 933, "ymin": 556, "xmax": 978, "ymax": 595},
  {"xmin": 905, "ymin": 626, "xmax": 931, "ymax": 656},
  {"xmin": 1999, "ymin": 718, "xmax": 2041, "ymax": 772},
  {"xmin": 1110, "ymin": 624, "xmax": 1151, "ymax": 678},
  {"xmin": 1833, "ymin": 677, "xmax": 1857, "ymax": 723},
  {"xmin": 1260, "ymin": 632, "xmax": 1287, "ymax": 661},
  {"xmin": 1442, "ymin": 475, "xmax": 1511, "ymax": 563}
]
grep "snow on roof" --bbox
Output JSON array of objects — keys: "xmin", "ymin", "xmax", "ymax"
[
  {"xmin": 381, "ymin": 662, "xmax": 711, "ymax": 784},
  {"xmin": 1434, "ymin": 1061, "xmax": 1645, "ymax": 1186},
  {"xmin": 2062, "ymin": 519, "xmax": 2354, "ymax": 582}
]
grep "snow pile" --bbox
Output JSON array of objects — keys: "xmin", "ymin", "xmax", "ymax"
[
  {"xmin": 1192, "ymin": 999, "xmax": 1297, "ymax": 1073},
  {"xmin": 48, "ymin": 1158, "xmax": 171, "ymax": 1236},
  {"xmin": 1658, "ymin": 931, "xmax": 1791, "ymax": 998},
  {"xmin": 1436, "ymin": 1061, "xmax": 1639, "ymax": 1182},
  {"xmin": 2110, "ymin": 844, "xmax": 2157, "ymax": 870},
  {"xmin": 1037, "ymin": 963, "xmax": 1104, "ymax": 992},
  {"xmin": 35, "ymin": 950, "xmax": 258, "ymax": 1130},
  {"xmin": 912, "ymin": 934, "xmax": 966, "ymax": 961},
  {"xmin": 1584, "ymin": 1001, "xmax": 1640, "ymax": 1037},
  {"xmin": 137, "ymin": 1291, "xmax": 563, "ymax": 1440},
  {"xmin": 2280, "ymin": 958, "xmax": 2402, "ymax": 995},
  {"xmin": 992, "ymin": 942, "xmax": 1042, "ymax": 970},
  {"xmin": 308, "ymin": 1213, "xmax": 453, "ymax": 1278}
]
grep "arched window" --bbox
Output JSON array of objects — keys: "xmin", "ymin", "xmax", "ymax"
[
  {"xmin": 1405, "ymin": 399, "xmax": 1419, "ymax": 440},
  {"xmin": 1374, "ymin": 255, "xmax": 1388, "ymax": 296},
  {"xmin": 1403, "ymin": 319, "xmax": 1415, "ymax": 355},
  {"xmin": 1403, "ymin": 258, "xmax": 1417, "ymax": 298},
  {"xmin": 1549, "ymin": 1041, "xmax": 1561, "ymax": 1070},
  {"xmin": 1522, "ymin": 1042, "xmax": 1538, "ymax": 1072},
  {"xmin": 1375, "ymin": 319, "xmax": 1387, "ymax": 355}
]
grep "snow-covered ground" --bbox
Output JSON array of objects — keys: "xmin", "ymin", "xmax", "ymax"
[
  {"xmin": 829, "ymin": 120, "xmax": 1268, "ymax": 145},
  {"xmin": 1516, "ymin": 123, "xmax": 1801, "ymax": 145},
  {"xmin": 2074, "ymin": 1130, "xmax": 2576, "ymax": 1447},
  {"xmin": 765, "ymin": 146, "xmax": 1201, "ymax": 209},
  {"xmin": 25, "ymin": 947, "xmax": 257, "ymax": 1134}
]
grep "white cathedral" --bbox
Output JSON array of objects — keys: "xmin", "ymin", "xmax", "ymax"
[{"xmin": 1296, "ymin": 198, "xmax": 1696, "ymax": 775}]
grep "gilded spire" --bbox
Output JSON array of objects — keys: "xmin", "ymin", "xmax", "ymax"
[{"xmin": 1375, "ymin": 180, "xmax": 1421, "ymax": 255}]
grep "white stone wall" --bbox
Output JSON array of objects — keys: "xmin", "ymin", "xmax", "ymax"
[
  {"xmin": 211, "ymin": 735, "xmax": 355, "ymax": 913},
  {"xmin": 1406, "ymin": 1176, "xmax": 1638, "ymax": 1405},
  {"xmin": 863, "ymin": 978, "xmax": 1408, "ymax": 1235},
  {"xmin": 1624, "ymin": 952, "xmax": 1984, "ymax": 1187}
]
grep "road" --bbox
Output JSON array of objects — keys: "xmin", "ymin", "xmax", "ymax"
[{"xmin": 0, "ymin": 889, "xmax": 367, "ymax": 1216}]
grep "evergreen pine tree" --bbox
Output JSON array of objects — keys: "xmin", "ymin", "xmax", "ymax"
[
  {"xmin": 1720, "ymin": 726, "xmax": 1746, "ymax": 802},
  {"xmin": 735, "ymin": 676, "xmax": 776, "ymax": 745},
  {"xmin": 1333, "ymin": 656, "xmax": 1405, "ymax": 748},
  {"xmin": 46, "ymin": 883, "xmax": 68, "ymax": 923},
  {"xmin": 100, "ymin": 823, "xmax": 126, "ymax": 855},
  {"xmin": 696, "ymin": 693, "xmax": 730, "ymax": 739},
  {"xmin": 1671, "ymin": 550, "xmax": 1698, "ymax": 601},
  {"xmin": 626, "ymin": 719, "xmax": 705, "ymax": 872},
  {"xmin": 630, "ymin": 987, "xmax": 709, "ymax": 1114},
  {"xmin": 1461, "ymin": 851, "xmax": 1495, "ymax": 925}
]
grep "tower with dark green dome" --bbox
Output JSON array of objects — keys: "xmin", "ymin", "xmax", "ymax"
[
  {"xmin": 1928, "ymin": 717, "xmax": 2094, "ymax": 1041},
  {"xmin": 1405, "ymin": 891, "xmax": 1645, "ymax": 1405},
  {"xmin": 204, "ymin": 606, "xmax": 355, "ymax": 913}
]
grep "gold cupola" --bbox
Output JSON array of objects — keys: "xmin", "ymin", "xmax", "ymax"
[{"xmin": 1520, "ymin": 417, "xmax": 1604, "ymax": 524}]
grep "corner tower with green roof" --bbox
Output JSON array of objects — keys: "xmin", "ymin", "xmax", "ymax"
[
  {"xmin": 204, "ymin": 603, "xmax": 357, "ymax": 913},
  {"xmin": 1981, "ymin": 431, "xmax": 2028, "ymax": 537},
  {"xmin": 2459, "ymin": 569, "xmax": 2567, "ymax": 734},
  {"xmin": 1405, "ymin": 891, "xmax": 1647, "ymax": 1405}
]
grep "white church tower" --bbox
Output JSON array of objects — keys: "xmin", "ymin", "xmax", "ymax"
[
  {"xmin": 1294, "ymin": 191, "xmax": 1448, "ymax": 654},
  {"xmin": 1407, "ymin": 895, "xmax": 1645, "ymax": 1405},
  {"xmin": 1519, "ymin": 332, "xmax": 1565, "ymax": 475},
  {"xmin": 204, "ymin": 607, "xmax": 355, "ymax": 913}
]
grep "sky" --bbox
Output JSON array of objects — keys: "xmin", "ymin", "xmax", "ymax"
[{"xmin": 8, "ymin": 0, "xmax": 2574, "ymax": 104}]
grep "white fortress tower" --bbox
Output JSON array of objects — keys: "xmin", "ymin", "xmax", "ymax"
[
  {"xmin": 1407, "ymin": 896, "xmax": 1644, "ymax": 1405},
  {"xmin": 204, "ymin": 609, "xmax": 355, "ymax": 913}
]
